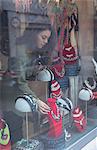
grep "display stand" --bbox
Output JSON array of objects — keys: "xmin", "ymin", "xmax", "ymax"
[
  {"xmin": 25, "ymin": 112, "xmax": 29, "ymax": 147},
  {"xmin": 37, "ymin": 68, "xmax": 54, "ymax": 99},
  {"xmin": 15, "ymin": 98, "xmax": 32, "ymax": 148},
  {"xmin": 37, "ymin": 69, "xmax": 65, "ymax": 149},
  {"xmin": 37, "ymin": 68, "xmax": 54, "ymax": 126},
  {"xmin": 85, "ymin": 101, "xmax": 88, "ymax": 124},
  {"xmin": 15, "ymin": 97, "xmax": 44, "ymax": 150},
  {"xmin": 78, "ymin": 88, "xmax": 93, "ymax": 124}
]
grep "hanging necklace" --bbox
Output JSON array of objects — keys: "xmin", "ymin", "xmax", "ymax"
[
  {"xmin": 53, "ymin": 65, "xmax": 65, "ymax": 78},
  {"xmin": 50, "ymin": 104, "xmax": 61, "ymax": 121},
  {"xmin": 84, "ymin": 80, "xmax": 96, "ymax": 90}
]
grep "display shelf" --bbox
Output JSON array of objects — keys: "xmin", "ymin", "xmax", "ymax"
[{"xmin": 12, "ymin": 107, "xmax": 97, "ymax": 150}]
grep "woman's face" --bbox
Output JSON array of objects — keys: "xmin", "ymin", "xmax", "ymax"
[{"xmin": 37, "ymin": 29, "xmax": 51, "ymax": 48}]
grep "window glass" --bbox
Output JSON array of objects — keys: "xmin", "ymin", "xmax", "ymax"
[{"xmin": 0, "ymin": 0, "xmax": 97, "ymax": 150}]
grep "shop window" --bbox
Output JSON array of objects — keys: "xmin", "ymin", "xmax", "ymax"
[{"xmin": 0, "ymin": 0, "xmax": 97, "ymax": 150}]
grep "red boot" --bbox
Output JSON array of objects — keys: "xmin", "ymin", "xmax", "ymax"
[{"xmin": 73, "ymin": 107, "xmax": 87, "ymax": 132}]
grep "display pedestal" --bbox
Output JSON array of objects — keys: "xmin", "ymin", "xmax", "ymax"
[{"xmin": 15, "ymin": 139, "xmax": 44, "ymax": 150}]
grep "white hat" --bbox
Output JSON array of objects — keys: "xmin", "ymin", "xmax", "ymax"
[
  {"xmin": 37, "ymin": 68, "xmax": 54, "ymax": 81},
  {"xmin": 15, "ymin": 94, "xmax": 37, "ymax": 112},
  {"xmin": 79, "ymin": 88, "xmax": 93, "ymax": 101}
]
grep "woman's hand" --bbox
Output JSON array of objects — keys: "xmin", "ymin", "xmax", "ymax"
[{"xmin": 37, "ymin": 99, "xmax": 51, "ymax": 114}]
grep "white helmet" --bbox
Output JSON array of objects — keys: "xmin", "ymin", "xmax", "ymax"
[
  {"xmin": 37, "ymin": 68, "xmax": 54, "ymax": 81},
  {"xmin": 15, "ymin": 94, "xmax": 37, "ymax": 112},
  {"xmin": 79, "ymin": 88, "xmax": 93, "ymax": 101}
]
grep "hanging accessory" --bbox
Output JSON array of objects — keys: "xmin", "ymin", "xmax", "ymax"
[
  {"xmin": 84, "ymin": 77, "xmax": 96, "ymax": 90},
  {"xmin": 52, "ymin": 63, "xmax": 65, "ymax": 78},
  {"xmin": 50, "ymin": 80, "xmax": 62, "ymax": 99},
  {"xmin": 62, "ymin": 44, "xmax": 78, "ymax": 64},
  {"xmin": 51, "ymin": 56, "xmax": 65, "ymax": 88},
  {"xmin": 83, "ymin": 77, "xmax": 97, "ymax": 100},
  {"xmin": 92, "ymin": 58, "xmax": 97, "ymax": 75}
]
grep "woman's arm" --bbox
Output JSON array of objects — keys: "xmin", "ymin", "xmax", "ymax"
[{"xmin": 14, "ymin": 47, "xmax": 50, "ymax": 114}]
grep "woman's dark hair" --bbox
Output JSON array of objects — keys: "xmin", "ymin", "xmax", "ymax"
[
  {"xmin": 17, "ymin": 23, "xmax": 56, "ymax": 53},
  {"xmin": 16, "ymin": 8, "xmax": 57, "ymax": 69}
]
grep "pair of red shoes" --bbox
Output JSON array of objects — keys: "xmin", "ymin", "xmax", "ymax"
[{"xmin": 73, "ymin": 107, "xmax": 87, "ymax": 132}]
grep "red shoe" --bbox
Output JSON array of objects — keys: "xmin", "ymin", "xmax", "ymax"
[{"xmin": 73, "ymin": 107, "xmax": 87, "ymax": 132}]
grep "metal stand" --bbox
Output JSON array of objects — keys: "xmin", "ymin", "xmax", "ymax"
[
  {"xmin": 85, "ymin": 101, "xmax": 88, "ymax": 125},
  {"xmin": 25, "ymin": 112, "xmax": 29, "ymax": 147},
  {"xmin": 69, "ymin": 76, "xmax": 79, "ymax": 108},
  {"xmin": 46, "ymin": 82, "xmax": 48, "ymax": 100}
]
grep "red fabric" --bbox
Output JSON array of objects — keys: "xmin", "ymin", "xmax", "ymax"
[
  {"xmin": 73, "ymin": 107, "xmax": 87, "ymax": 132},
  {"xmin": 0, "ymin": 119, "xmax": 5, "ymax": 129},
  {"xmin": 0, "ymin": 142, "xmax": 11, "ymax": 150},
  {"xmin": 47, "ymin": 98, "xmax": 63, "ymax": 138},
  {"xmin": 51, "ymin": 88, "xmax": 62, "ymax": 99},
  {"xmin": 51, "ymin": 63, "xmax": 65, "ymax": 79},
  {"xmin": 51, "ymin": 56, "xmax": 65, "ymax": 79},
  {"xmin": 62, "ymin": 44, "xmax": 78, "ymax": 65},
  {"xmin": 51, "ymin": 80, "xmax": 62, "ymax": 99},
  {"xmin": 93, "ymin": 92, "xmax": 97, "ymax": 99}
]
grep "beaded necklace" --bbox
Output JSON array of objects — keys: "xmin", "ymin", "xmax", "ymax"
[
  {"xmin": 50, "ymin": 104, "xmax": 61, "ymax": 121},
  {"xmin": 52, "ymin": 65, "xmax": 65, "ymax": 78},
  {"xmin": 84, "ymin": 80, "xmax": 96, "ymax": 90}
]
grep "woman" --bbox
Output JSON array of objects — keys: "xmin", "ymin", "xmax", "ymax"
[{"xmin": 10, "ymin": 15, "xmax": 56, "ymax": 114}]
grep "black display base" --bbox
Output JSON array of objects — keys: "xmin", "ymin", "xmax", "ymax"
[{"xmin": 14, "ymin": 139, "xmax": 44, "ymax": 150}]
